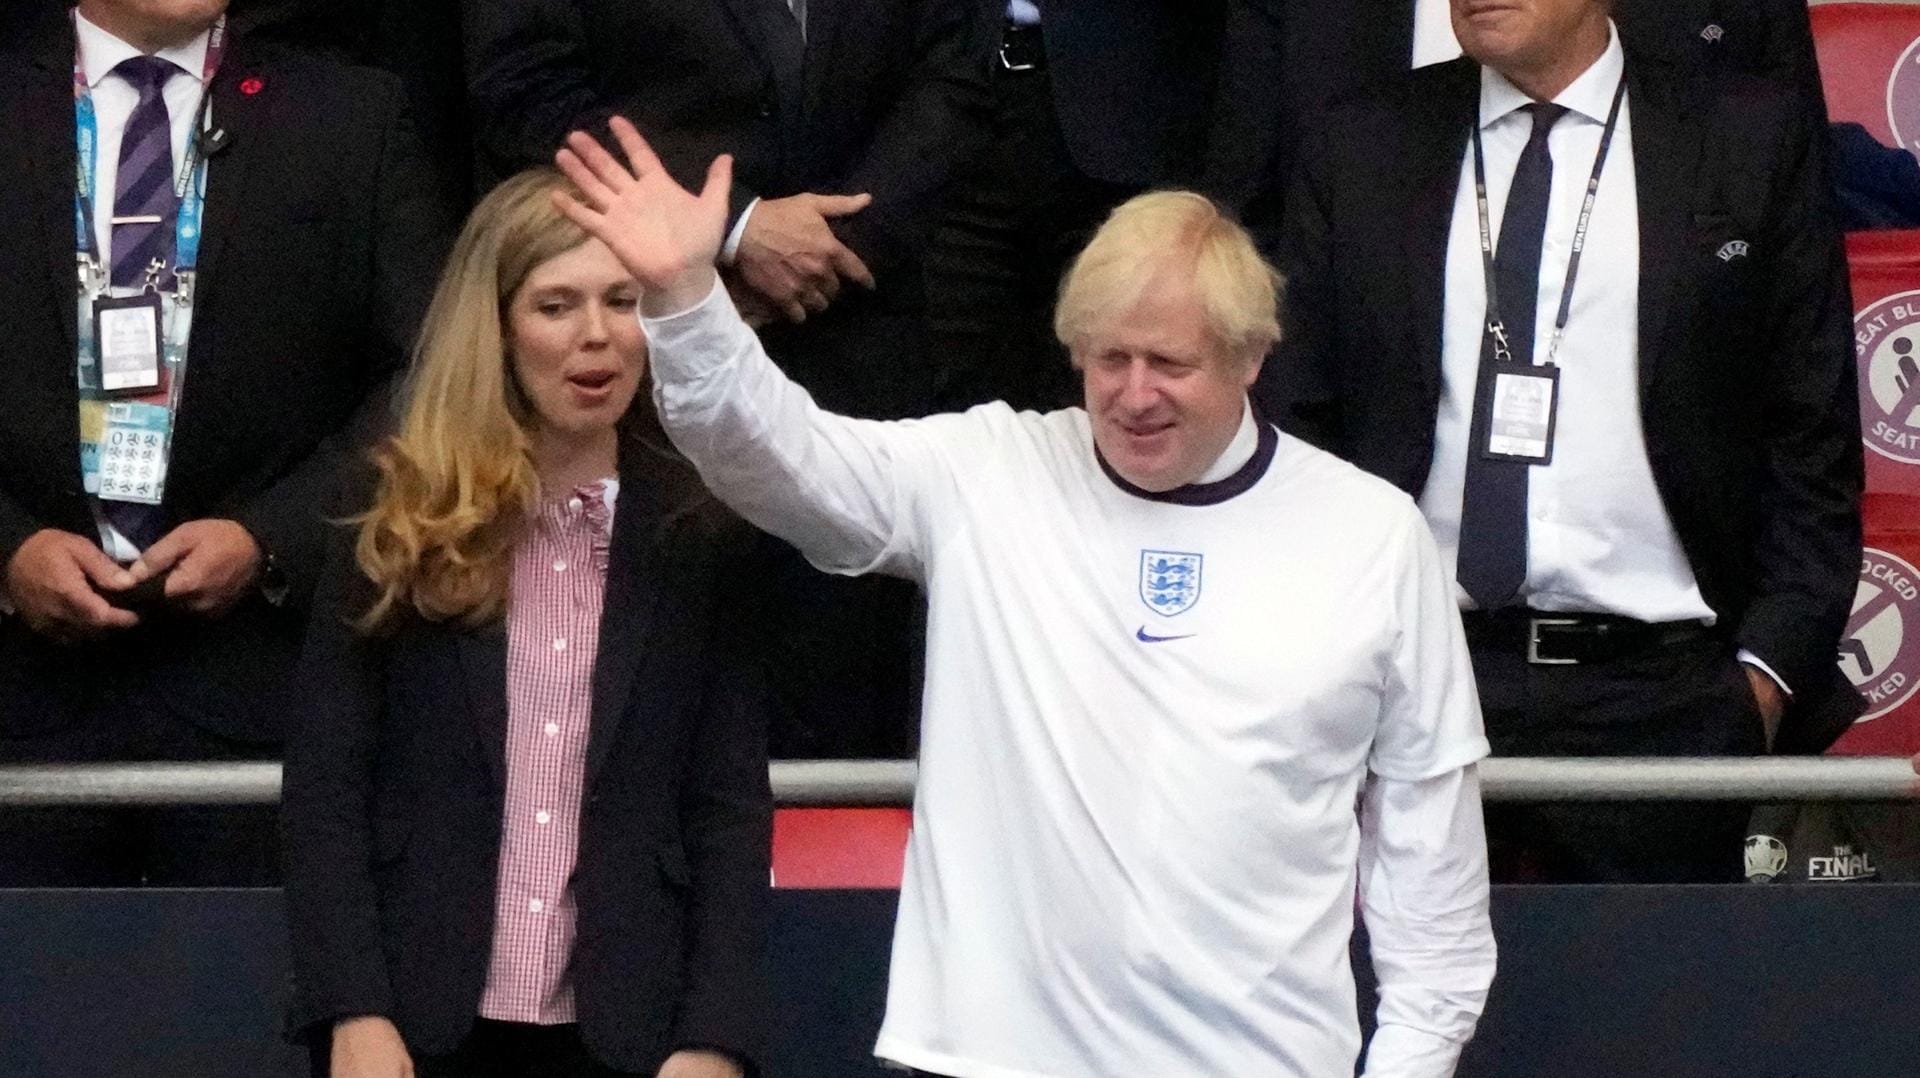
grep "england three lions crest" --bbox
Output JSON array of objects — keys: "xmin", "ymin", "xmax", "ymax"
[{"xmin": 1140, "ymin": 551, "xmax": 1203, "ymax": 617}]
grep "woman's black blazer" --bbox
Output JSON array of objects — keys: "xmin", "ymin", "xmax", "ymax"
[{"xmin": 282, "ymin": 447, "xmax": 771, "ymax": 1073}]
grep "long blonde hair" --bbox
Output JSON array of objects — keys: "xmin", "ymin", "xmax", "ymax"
[{"xmin": 353, "ymin": 169, "xmax": 593, "ymax": 632}]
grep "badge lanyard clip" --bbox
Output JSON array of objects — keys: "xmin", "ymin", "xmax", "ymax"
[{"xmin": 1469, "ymin": 74, "xmax": 1628, "ymax": 374}]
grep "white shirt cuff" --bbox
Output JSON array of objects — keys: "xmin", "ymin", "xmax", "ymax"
[
  {"xmin": 1362, "ymin": 1021, "xmax": 1465, "ymax": 1078},
  {"xmin": 1737, "ymin": 649, "xmax": 1791, "ymax": 696},
  {"xmin": 720, "ymin": 197, "xmax": 759, "ymax": 264}
]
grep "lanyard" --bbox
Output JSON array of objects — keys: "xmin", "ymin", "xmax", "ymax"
[
  {"xmin": 1471, "ymin": 73, "xmax": 1627, "ymax": 367},
  {"xmin": 72, "ymin": 13, "xmax": 226, "ymax": 287}
]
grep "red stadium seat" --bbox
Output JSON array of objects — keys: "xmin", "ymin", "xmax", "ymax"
[
  {"xmin": 1811, "ymin": 1, "xmax": 1920, "ymax": 149},
  {"xmin": 771, "ymin": 808, "xmax": 911, "ymax": 889}
]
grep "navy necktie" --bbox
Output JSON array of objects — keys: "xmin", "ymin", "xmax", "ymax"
[
  {"xmin": 1457, "ymin": 102, "xmax": 1567, "ymax": 610},
  {"xmin": 110, "ymin": 54, "xmax": 182, "ymax": 291}
]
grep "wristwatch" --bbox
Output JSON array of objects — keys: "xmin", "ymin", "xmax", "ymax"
[{"xmin": 258, "ymin": 548, "xmax": 290, "ymax": 608}]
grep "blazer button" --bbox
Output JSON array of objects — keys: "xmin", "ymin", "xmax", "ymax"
[{"xmin": 758, "ymin": 103, "xmax": 773, "ymax": 119}]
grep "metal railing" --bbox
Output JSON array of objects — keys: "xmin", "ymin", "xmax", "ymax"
[{"xmin": 0, "ymin": 756, "xmax": 1915, "ymax": 807}]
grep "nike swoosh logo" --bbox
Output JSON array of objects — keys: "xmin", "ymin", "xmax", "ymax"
[{"xmin": 1136, "ymin": 626, "xmax": 1197, "ymax": 644}]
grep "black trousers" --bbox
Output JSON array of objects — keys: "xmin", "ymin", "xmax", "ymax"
[
  {"xmin": 0, "ymin": 681, "xmax": 279, "ymax": 887},
  {"xmin": 308, "ymin": 1019, "xmax": 640, "ymax": 1078},
  {"xmin": 1469, "ymin": 621, "xmax": 1769, "ymax": 884},
  {"xmin": 924, "ymin": 58, "xmax": 1136, "ymax": 415}
]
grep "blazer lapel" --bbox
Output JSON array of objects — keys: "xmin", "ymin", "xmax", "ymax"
[
  {"xmin": 189, "ymin": 35, "xmax": 271, "ymax": 313},
  {"xmin": 18, "ymin": 18, "xmax": 81, "ymax": 365},
  {"xmin": 800, "ymin": 0, "xmax": 841, "ymax": 121},
  {"xmin": 457, "ymin": 625, "xmax": 510, "ymax": 788},
  {"xmin": 721, "ymin": 0, "xmax": 805, "ymax": 107},
  {"xmin": 1380, "ymin": 0, "xmax": 1418, "ymax": 70},
  {"xmin": 1626, "ymin": 56, "xmax": 1700, "ymax": 393},
  {"xmin": 583, "ymin": 464, "xmax": 673, "ymax": 790},
  {"xmin": 1403, "ymin": 59, "xmax": 1481, "ymax": 398}
]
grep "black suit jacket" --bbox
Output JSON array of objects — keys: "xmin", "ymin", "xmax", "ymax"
[
  {"xmin": 283, "ymin": 446, "xmax": 772, "ymax": 1073},
  {"xmin": 1009, "ymin": 1, "xmax": 1285, "ymax": 220},
  {"xmin": 1263, "ymin": 54, "xmax": 1863, "ymax": 752},
  {"xmin": 1611, "ymin": 0, "xmax": 1827, "ymax": 123},
  {"xmin": 466, "ymin": 0, "xmax": 986, "ymax": 307},
  {"xmin": 0, "ymin": 8, "xmax": 452, "ymax": 744}
]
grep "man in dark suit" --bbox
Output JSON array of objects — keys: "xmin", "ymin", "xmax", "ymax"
[
  {"xmin": 1264, "ymin": 0, "xmax": 1861, "ymax": 883},
  {"xmin": 0, "ymin": 0, "xmax": 451, "ymax": 885},
  {"xmin": 928, "ymin": 0, "xmax": 1288, "ymax": 413},
  {"xmin": 466, "ymin": 0, "xmax": 988, "ymax": 759}
]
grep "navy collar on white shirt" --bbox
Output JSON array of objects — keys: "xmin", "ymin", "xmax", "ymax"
[{"xmin": 1096, "ymin": 401, "xmax": 1277, "ymax": 507}]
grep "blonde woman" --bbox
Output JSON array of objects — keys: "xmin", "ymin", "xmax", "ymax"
[{"xmin": 282, "ymin": 170, "xmax": 769, "ymax": 1078}]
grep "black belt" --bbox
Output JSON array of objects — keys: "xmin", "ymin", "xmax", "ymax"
[
  {"xmin": 999, "ymin": 22, "xmax": 1044, "ymax": 72},
  {"xmin": 1460, "ymin": 610, "xmax": 1713, "ymax": 665}
]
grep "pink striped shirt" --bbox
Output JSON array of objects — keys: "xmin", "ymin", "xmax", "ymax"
[{"xmin": 478, "ymin": 479, "xmax": 618, "ymax": 1025}]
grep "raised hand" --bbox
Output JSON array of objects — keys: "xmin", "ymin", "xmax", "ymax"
[{"xmin": 553, "ymin": 116, "xmax": 732, "ymax": 315}]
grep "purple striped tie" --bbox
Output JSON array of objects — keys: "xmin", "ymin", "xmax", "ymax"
[
  {"xmin": 102, "ymin": 56, "xmax": 182, "ymax": 546},
  {"xmin": 110, "ymin": 55, "xmax": 182, "ymax": 290}
]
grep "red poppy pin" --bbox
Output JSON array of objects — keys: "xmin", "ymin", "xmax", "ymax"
[{"xmin": 240, "ymin": 76, "xmax": 265, "ymax": 96}]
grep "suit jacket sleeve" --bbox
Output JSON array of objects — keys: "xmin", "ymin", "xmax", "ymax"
[
  {"xmin": 224, "ymin": 82, "xmax": 452, "ymax": 613},
  {"xmin": 829, "ymin": 0, "xmax": 990, "ymax": 285},
  {"xmin": 1197, "ymin": 0, "xmax": 1288, "ymax": 233},
  {"xmin": 0, "ymin": 490, "xmax": 46, "ymax": 584},
  {"xmin": 671, "ymin": 535, "xmax": 774, "ymax": 1066},
  {"xmin": 463, "ymin": 0, "xmax": 761, "ymax": 226},
  {"xmin": 1737, "ymin": 89, "xmax": 1863, "ymax": 703},
  {"xmin": 280, "ymin": 523, "xmax": 397, "ymax": 1034},
  {"xmin": 1260, "ymin": 117, "xmax": 1345, "ymax": 452}
]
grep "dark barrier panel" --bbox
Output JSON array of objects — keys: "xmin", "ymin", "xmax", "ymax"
[{"xmin": 2, "ymin": 886, "xmax": 1916, "ymax": 1077}]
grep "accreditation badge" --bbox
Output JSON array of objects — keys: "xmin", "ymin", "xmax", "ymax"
[
  {"xmin": 93, "ymin": 292, "xmax": 165, "ymax": 395},
  {"xmin": 96, "ymin": 401, "xmax": 171, "ymax": 506},
  {"xmin": 1481, "ymin": 363, "xmax": 1560, "ymax": 465}
]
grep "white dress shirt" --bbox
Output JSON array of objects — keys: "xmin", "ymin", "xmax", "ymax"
[
  {"xmin": 644, "ymin": 280, "xmax": 1495, "ymax": 1078},
  {"xmin": 1412, "ymin": 0, "xmax": 1463, "ymax": 68},
  {"xmin": 74, "ymin": 12, "xmax": 213, "ymax": 271}
]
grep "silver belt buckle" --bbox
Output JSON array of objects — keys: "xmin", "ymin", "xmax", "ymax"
[
  {"xmin": 998, "ymin": 39, "xmax": 1036, "ymax": 72},
  {"xmin": 1526, "ymin": 617, "xmax": 1580, "ymax": 665}
]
